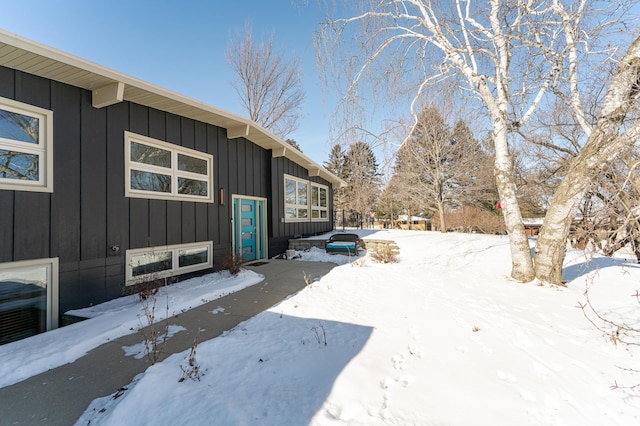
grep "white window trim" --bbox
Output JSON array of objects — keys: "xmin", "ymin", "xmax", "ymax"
[
  {"xmin": 0, "ymin": 257, "xmax": 59, "ymax": 332},
  {"xmin": 284, "ymin": 174, "xmax": 310, "ymax": 223},
  {"xmin": 0, "ymin": 97, "xmax": 53, "ymax": 193},
  {"xmin": 310, "ymin": 182, "xmax": 329, "ymax": 222},
  {"xmin": 125, "ymin": 241, "xmax": 213, "ymax": 285},
  {"xmin": 124, "ymin": 131, "xmax": 214, "ymax": 203}
]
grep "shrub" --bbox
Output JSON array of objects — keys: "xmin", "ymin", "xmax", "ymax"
[
  {"xmin": 370, "ymin": 243, "xmax": 398, "ymax": 263},
  {"xmin": 221, "ymin": 253, "xmax": 245, "ymax": 275}
]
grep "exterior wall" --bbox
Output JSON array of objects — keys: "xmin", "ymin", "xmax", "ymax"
[
  {"xmin": 269, "ymin": 156, "xmax": 334, "ymax": 255},
  {"xmin": 0, "ymin": 66, "xmax": 280, "ymax": 315}
]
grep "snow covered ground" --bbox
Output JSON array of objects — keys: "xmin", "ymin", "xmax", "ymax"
[
  {"xmin": 4, "ymin": 229, "xmax": 640, "ymax": 424},
  {"xmin": 0, "ymin": 269, "xmax": 265, "ymax": 388}
]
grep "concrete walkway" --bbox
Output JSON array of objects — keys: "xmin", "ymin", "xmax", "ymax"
[{"xmin": 0, "ymin": 260, "xmax": 336, "ymax": 426}]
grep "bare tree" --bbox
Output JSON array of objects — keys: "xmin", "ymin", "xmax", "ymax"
[
  {"xmin": 226, "ymin": 23, "xmax": 305, "ymax": 139},
  {"xmin": 393, "ymin": 106, "xmax": 495, "ymax": 231},
  {"xmin": 317, "ymin": 0, "xmax": 635, "ymax": 283}
]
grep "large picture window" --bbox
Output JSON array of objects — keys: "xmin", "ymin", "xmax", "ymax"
[
  {"xmin": 125, "ymin": 241, "xmax": 213, "ymax": 285},
  {"xmin": 0, "ymin": 258, "xmax": 59, "ymax": 345},
  {"xmin": 284, "ymin": 175, "xmax": 329, "ymax": 223},
  {"xmin": 0, "ymin": 97, "xmax": 53, "ymax": 192},
  {"xmin": 284, "ymin": 175, "xmax": 309, "ymax": 222},
  {"xmin": 125, "ymin": 132, "xmax": 214, "ymax": 203}
]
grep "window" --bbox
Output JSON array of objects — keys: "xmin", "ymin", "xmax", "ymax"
[
  {"xmin": 125, "ymin": 132, "xmax": 213, "ymax": 203},
  {"xmin": 125, "ymin": 241, "xmax": 213, "ymax": 285},
  {"xmin": 284, "ymin": 174, "xmax": 330, "ymax": 223},
  {"xmin": 0, "ymin": 258, "xmax": 59, "ymax": 345},
  {"xmin": 284, "ymin": 175, "xmax": 309, "ymax": 222},
  {"xmin": 311, "ymin": 183, "xmax": 329, "ymax": 222},
  {"xmin": 0, "ymin": 97, "xmax": 53, "ymax": 192}
]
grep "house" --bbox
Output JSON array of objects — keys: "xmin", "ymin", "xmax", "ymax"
[
  {"xmin": 396, "ymin": 215, "xmax": 430, "ymax": 231},
  {"xmin": 0, "ymin": 30, "xmax": 343, "ymax": 344}
]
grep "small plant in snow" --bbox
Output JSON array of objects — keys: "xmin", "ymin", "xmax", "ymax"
[
  {"xmin": 472, "ymin": 325, "xmax": 481, "ymax": 332},
  {"xmin": 138, "ymin": 276, "xmax": 171, "ymax": 365},
  {"xmin": 369, "ymin": 243, "xmax": 398, "ymax": 264},
  {"xmin": 179, "ymin": 331, "xmax": 202, "ymax": 382},
  {"xmin": 311, "ymin": 322, "xmax": 328, "ymax": 346},
  {"xmin": 303, "ymin": 271, "xmax": 313, "ymax": 286},
  {"xmin": 579, "ymin": 273, "xmax": 640, "ymax": 392}
]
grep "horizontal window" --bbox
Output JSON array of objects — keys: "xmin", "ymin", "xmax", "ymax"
[
  {"xmin": 125, "ymin": 132, "xmax": 214, "ymax": 203},
  {"xmin": 0, "ymin": 97, "xmax": 53, "ymax": 192},
  {"xmin": 0, "ymin": 258, "xmax": 59, "ymax": 344},
  {"xmin": 125, "ymin": 241, "xmax": 213, "ymax": 285}
]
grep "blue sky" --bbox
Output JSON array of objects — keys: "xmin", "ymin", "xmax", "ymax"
[{"xmin": 0, "ymin": 0, "xmax": 336, "ymax": 164}]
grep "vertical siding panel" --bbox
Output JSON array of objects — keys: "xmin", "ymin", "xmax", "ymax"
[
  {"xmin": 166, "ymin": 201, "xmax": 182, "ymax": 245},
  {"xmin": 181, "ymin": 117, "xmax": 195, "ymax": 149},
  {"xmin": 0, "ymin": 191, "xmax": 13, "ymax": 262},
  {"xmin": 218, "ymin": 129, "xmax": 230, "ymax": 248},
  {"xmin": 106, "ymin": 102, "xmax": 129, "ymax": 254},
  {"xmin": 182, "ymin": 203, "xmax": 196, "ymax": 243},
  {"xmin": 14, "ymin": 193, "xmax": 50, "ymax": 260},
  {"xmin": 149, "ymin": 200, "xmax": 166, "ymax": 246},
  {"xmin": 148, "ymin": 109, "xmax": 166, "ymax": 140},
  {"xmin": 236, "ymin": 138, "xmax": 246, "ymax": 195},
  {"xmin": 80, "ymin": 90, "xmax": 107, "ymax": 260},
  {"xmin": 207, "ymin": 125, "xmax": 220, "ymax": 246},
  {"xmin": 129, "ymin": 199, "xmax": 149, "ymax": 248},
  {"xmin": 166, "ymin": 113, "xmax": 181, "ymax": 145},
  {"xmin": 51, "ymin": 83, "xmax": 82, "ymax": 263},
  {"xmin": 0, "ymin": 65, "xmax": 14, "ymax": 97},
  {"xmin": 129, "ymin": 103, "xmax": 148, "ymax": 134}
]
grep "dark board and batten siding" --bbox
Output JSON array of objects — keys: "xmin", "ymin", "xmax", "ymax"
[{"xmin": 0, "ymin": 66, "xmax": 281, "ymax": 314}]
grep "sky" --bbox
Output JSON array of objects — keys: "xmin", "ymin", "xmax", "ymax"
[{"xmin": 0, "ymin": 0, "xmax": 337, "ymax": 164}]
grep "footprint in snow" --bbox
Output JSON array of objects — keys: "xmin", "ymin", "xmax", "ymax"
[{"xmin": 496, "ymin": 370, "xmax": 518, "ymax": 383}]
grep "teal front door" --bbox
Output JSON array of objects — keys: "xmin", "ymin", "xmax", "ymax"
[{"xmin": 233, "ymin": 197, "xmax": 265, "ymax": 261}]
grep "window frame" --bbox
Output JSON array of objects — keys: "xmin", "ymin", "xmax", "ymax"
[
  {"xmin": 0, "ymin": 257, "xmax": 59, "ymax": 341},
  {"xmin": 125, "ymin": 132, "xmax": 214, "ymax": 203},
  {"xmin": 310, "ymin": 182, "xmax": 329, "ymax": 222},
  {"xmin": 0, "ymin": 97, "xmax": 53, "ymax": 192},
  {"xmin": 284, "ymin": 174, "xmax": 310, "ymax": 223},
  {"xmin": 125, "ymin": 241, "xmax": 214, "ymax": 285}
]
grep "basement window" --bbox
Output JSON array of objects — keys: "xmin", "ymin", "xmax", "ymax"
[
  {"xmin": 0, "ymin": 258, "xmax": 59, "ymax": 345},
  {"xmin": 125, "ymin": 241, "xmax": 213, "ymax": 285},
  {"xmin": 0, "ymin": 97, "xmax": 53, "ymax": 192}
]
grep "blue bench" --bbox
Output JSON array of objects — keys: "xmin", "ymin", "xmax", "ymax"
[{"xmin": 325, "ymin": 233, "xmax": 363, "ymax": 255}]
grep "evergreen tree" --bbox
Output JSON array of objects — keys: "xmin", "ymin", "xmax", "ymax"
[{"xmin": 343, "ymin": 141, "xmax": 381, "ymax": 227}]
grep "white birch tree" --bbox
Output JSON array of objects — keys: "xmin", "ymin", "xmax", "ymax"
[{"xmin": 317, "ymin": 0, "xmax": 635, "ymax": 283}]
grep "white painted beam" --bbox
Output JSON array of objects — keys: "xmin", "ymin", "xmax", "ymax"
[
  {"xmin": 227, "ymin": 124, "xmax": 250, "ymax": 139},
  {"xmin": 272, "ymin": 146, "xmax": 287, "ymax": 157},
  {"xmin": 92, "ymin": 82, "xmax": 124, "ymax": 108}
]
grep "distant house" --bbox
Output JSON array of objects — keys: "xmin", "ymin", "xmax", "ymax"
[
  {"xmin": 0, "ymin": 31, "xmax": 343, "ymax": 344},
  {"xmin": 396, "ymin": 215, "xmax": 430, "ymax": 231}
]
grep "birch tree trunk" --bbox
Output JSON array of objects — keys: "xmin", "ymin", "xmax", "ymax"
[
  {"xmin": 493, "ymin": 117, "xmax": 535, "ymax": 281},
  {"xmin": 535, "ymin": 35, "xmax": 640, "ymax": 284}
]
